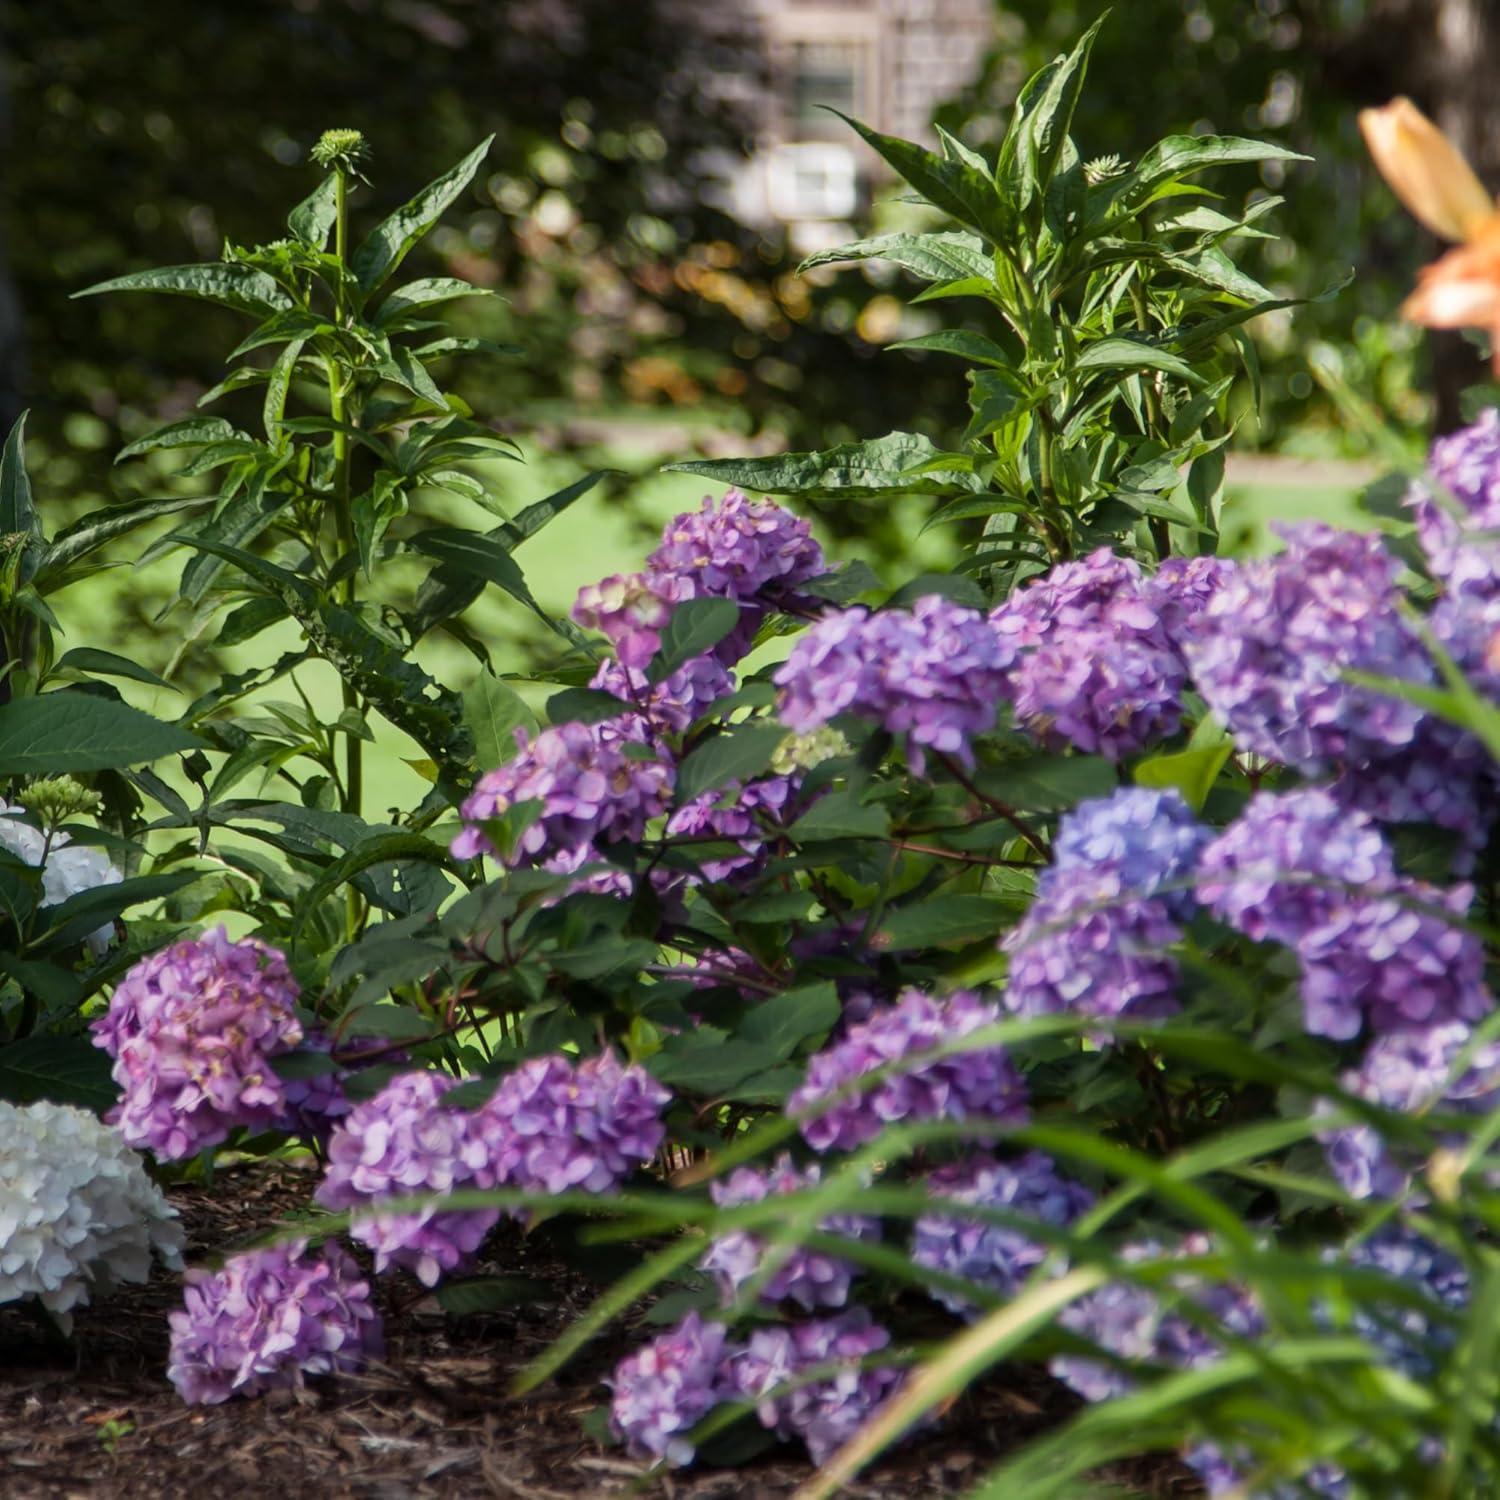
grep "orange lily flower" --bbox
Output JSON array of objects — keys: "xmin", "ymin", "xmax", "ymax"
[{"xmin": 1359, "ymin": 97, "xmax": 1500, "ymax": 369}]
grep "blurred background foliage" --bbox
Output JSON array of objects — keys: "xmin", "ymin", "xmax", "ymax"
[{"xmin": 1, "ymin": 0, "xmax": 1495, "ymax": 593}]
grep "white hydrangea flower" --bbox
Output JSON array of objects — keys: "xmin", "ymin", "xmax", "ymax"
[
  {"xmin": 0, "ymin": 1098, "xmax": 185, "ymax": 1329},
  {"xmin": 0, "ymin": 802, "xmax": 123, "ymax": 955}
]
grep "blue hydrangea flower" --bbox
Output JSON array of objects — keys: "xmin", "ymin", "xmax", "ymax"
[
  {"xmin": 1411, "ymin": 408, "xmax": 1500, "ymax": 598},
  {"xmin": 910, "ymin": 1152, "xmax": 1093, "ymax": 1317}
]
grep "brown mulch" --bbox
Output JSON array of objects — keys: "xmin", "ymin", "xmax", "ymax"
[{"xmin": 0, "ymin": 1161, "xmax": 1201, "ymax": 1499}]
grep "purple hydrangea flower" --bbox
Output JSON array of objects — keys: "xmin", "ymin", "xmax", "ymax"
[
  {"xmin": 726, "ymin": 1308, "xmax": 907, "ymax": 1465},
  {"xmin": 589, "ymin": 656, "xmax": 734, "ymax": 736},
  {"xmin": 1146, "ymin": 555, "xmax": 1239, "ymax": 646},
  {"xmin": 90, "ymin": 928, "xmax": 303, "ymax": 1161},
  {"xmin": 315, "ymin": 1070, "xmax": 502, "ymax": 1287},
  {"xmin": 1053, "ymin": 1234, "xmax": 1263, "ymax": 1403},
  {"xmin": 664, "ymin": 772, "xmax": 799, "ymax": 883},
  {"xmin": 911, "ymin": 1152, "xmax": 1093, "ymax": 1317},
  {"xmin": 1182, "ymin": 523, "xmax": 1433, "ymax": 773},
  {"xmin": 776, "ymin": 596, "xmax": 1012, "ymax": 771},
  {"xmin": 572, "ymin": 570, "xmax": 694, "ymax": 670},
  {"xmin": 1185, "ymin": 1444, "xmax": 1348, "ymax": 1499},
  {"xmin": 1317, "ymin": 1023, "xmax": 1492, "ymax": 1199},
  {"xmin": 1051, "ymin": 787, "xmax": 1209, "ymax": 920},
  {"xmin": 450, "ymin": 718, "xmax": 673, "ymax": 869},
  {"xmin": 167, "ymin": 1240, "xmax": 383, "ymax": 1405},
  {"xmin": 1296, "ymin": 878, "xmax": 1490, "ymax": 1041},
  {"xmin": 607, "ymin": 1311, "xmax": 733, "ymax": 1466},
  {"xmin": 1006, "ymin": 625, "xmax": 1186, "ymax": 761},
  {"xmin": 1003, "ymin": 871, "xmax": 1183, "ymax": 1024},
  {"xmin": 700, "ymin": 1155, "xmax": 879, "ymax": 1311},
  {"xmin": 1412, "ymin": 408, "xmax": 1500, "ymax": 598},
  {"xmin": 1196, "ymin": 790, "xmax": 1397, "ymax": 947},
  {"xmin": 991, "ymin": 549, "xmax": 1185, "ymax": 760},
  {"xmin": 647, "ymin": 489, "xmax": 824, "ymax": 601},
  {"xmin": 485, "ymin": 1050, "xmax": 671, "ymax": 1196},
  {"xmin": 990, "ymin": 549, "xmax": 1156, "ymax": 649},
  {"xmin": 790, "ymin": 988, "xmax": 1027, "ymax": 1153}
]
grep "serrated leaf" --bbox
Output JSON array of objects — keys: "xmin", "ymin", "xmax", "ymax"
[
  {"xmin": 833, "ymin": 113, "xmax": 1002, "ymax": 241},
  {"xmin": 1018, "ymin": 17, "xmax": 1103, "ymax": 199},
  {"xmin": 797, "ymin": 231, "xmax": 992, "ymax": 284},
  {"xmin": 293, "ymin": 832, "xmax": 452, "ymax": 942},
  {"xmin": 0, "ymin": 692, "xmax": 203, "ymax": 774},
  {"xmin": 38, "ymin": 871, "xmax": 199, "ymax": 951},
  {"xmin": 352, "ymin": 136, "xmax": 495, "ymax": 292},
  {"xmin": 546, "ymin": 687, "xmax": 633, "ymax": 726},
  {"xmin": 735, "ymin": 982, "xmax": 840, "ymax": 1058},
  {"xmin": 1126, "ymin": 134, "xmax": 1309, "ymax": 198},
  {"xmin": 0, "ymin": 1035, "xmax": 117, "ymax": 1112},
  {"xmin": 375, "ymin": 277, "xmax": 494, "ymax": 325},
  {"xmin": 288, "ymin": 172, "xmax": 339, "ymax": 248},
  {"xmin": 891, "ymin": 329, "xmax": 1015, "ymax": 367},
  {"xmin": 178, "ymin": 472, "xmax": 294, "ymax": 606},
  {"xmin": 674, "ymin": 721, "xmax": 785, "ymax": 805},
  {"xmin": 0, "ymin": 412, "xmax": 40, "ymax": 555},
  {"xmin": 789, "ymin": 787, "xmax": 890, "ymax": 842},
  {"xmin": 666, "ymin": 432, "xmax": 983, "ymax": 501},
  {"xmin": 1074, "ymin": 337, "xmax": 1201, "ymax": 382},
  {"xmin": 648, "ymin": 598, "xmax": 740, "ymax": 683},
  {"xmin": 648, "ymin": 1038, "xmax": 783, "ymax": 1096},
  {"xmin": 874, "ymin": 894, "xmax": 1013, "ymax": 951},
  {"xmin": 974, "ymin": 753, "xmax": 1114, "ymax": 813},
  {"xmin": 117, "ymin": 416, "xmax": 248, "ymax": 461},
  {"xmin": 408, "ymin": 527, "xmax": 542, "ymax": 618},
  {"xmin": 464, "ymin": 672, "xmax": 537, "ymax": 770},
  {"xmin": 73, "ymin": 262, "xmax": 293, "ymax": 315},
  {"xmin": 54, "ymin": 647, "xmax": 177, "ymax": 691},
  {"xmin": 39, "ymin": 495, "xmax": 215, "ymax": 578}
]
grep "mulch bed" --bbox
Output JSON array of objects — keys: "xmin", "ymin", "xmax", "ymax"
[{"xmin": 0, "ymin": 1161, "xmax": 1201, "ymax": 1498}]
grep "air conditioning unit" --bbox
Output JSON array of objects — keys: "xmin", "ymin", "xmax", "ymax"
[{"xmin": 764, "ymin": 143, "xmax": 858, "ymax": 222}]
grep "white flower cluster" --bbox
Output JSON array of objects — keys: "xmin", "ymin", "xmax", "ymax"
[
  {"xmin": 0, "ymin": 801, "xmax": 122, "ymax": 954},
  {"xmin": 0, "ymin": 1099, "xmax": 185, "ymax": 1328}
]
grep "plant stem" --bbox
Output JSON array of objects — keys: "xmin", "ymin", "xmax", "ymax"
[{"xmin": 328, "ymin": 165, "xmax": 364, "ymax": 938}]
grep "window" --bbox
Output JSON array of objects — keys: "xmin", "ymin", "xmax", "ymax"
[{"xmin": 790, "ymin": 41, "xmax": 865, "ymax": 131}]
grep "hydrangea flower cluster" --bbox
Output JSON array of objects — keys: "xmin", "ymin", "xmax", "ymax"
[
  {"xmin": 789, "ymin": 988, "xmax": 1026, "ymax": 1152},
  {"xmin": 589, "ymin": 656, "xmax": 734, "ymax": 736},
  {"xmin": 315, "ymin": 1069, "xmax": 503, "ymax": 1286},
  {"xmin": 608, "ymin": 1307, "xmax": 907, "ymax": 1469},
  {"xmin": 573, "ymin": 490, "xmax": 824, "ymax": 668},
  {"xmin": 726, "ymin": 1309, "xmax": 906, "ymax": 1465},
  {"xmin": 1144, "ymin": 554, "xmax": 1238, "ymax": 645},
  {"xmin": 1197, "ymin": 791, "xmax": 1491, "ymax": 1041},
  {"xmin": 1411, "ymin": 407, "xmax": 1500, "ymax": 598},
  {"xmin": 1183, "ymin": 523, "xmax": 1431, "ymax": 773},
  {"xmin": 990, "ymin": 549, "xmax": 1189, "ymax": 760},
  {"xmin": 1051, "ymin": 1234, "xmax": 1265, "ymax": 1404},
  {"xmin": 485, "ymin": 1049, "xmax": 671, "ymax": 1196},
  {"xmin": 607, "ymin": 1311, "xmax": 735, "ymax": 1466},
  {"xmin": 449, "ymin": 719, "xmax": 673, "ymax": 878},
  {"xmin": 775, "ymin": 594, "xmax": 1012, "ymax": 770},
  {"xmin": 167, "ymin": 1241, "xmax": 383, "ymax": 1405},
  {"xmin": 910, "ymin": 1152, "xmax": 1093, "ymax": 1318},
  {"xmin": 664, "ymin": 772, "xmax": 799, "ymax": 883},
  {"xmin": 91, "ymin": 928, "xmax": 304, "ymax": 1161},
  {"xmin": 1005, "ymin": 788, "xmax": 1207, "ymax": 1025},
  {"xmin": 0, "ymin": 1099, "xmax": 184, "ymax": 1329},
  {"xmin": 699, "ymin": 1155, "xmax": 879, "ymax": 1311},
  {"xmin": 0, "ymin": 800, "xmax": 123, "ymax": 954}
]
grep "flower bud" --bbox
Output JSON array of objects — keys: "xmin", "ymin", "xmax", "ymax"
[{"xmin": 1359, "ymin": 97, "xmax": 1495, "ymax": 242}]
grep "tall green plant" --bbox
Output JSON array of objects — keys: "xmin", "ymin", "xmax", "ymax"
[
  {"xmin": 74, "ymin": 129, "xmax": 608, "ymax": 952},
  {"xmin": 672, "ymin": 22, "xmax": 1339, "ymax": 580}
]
